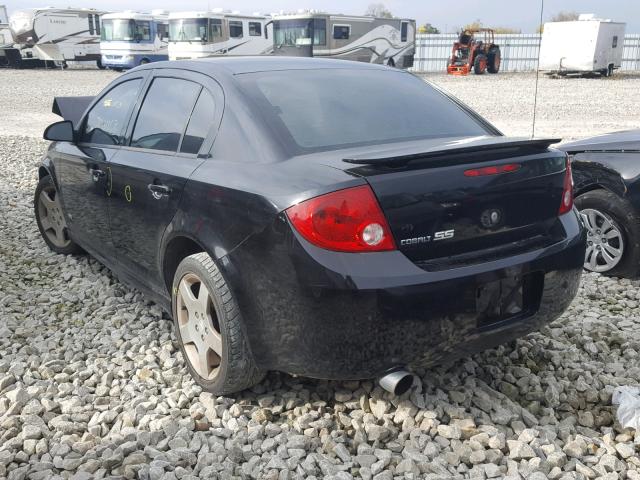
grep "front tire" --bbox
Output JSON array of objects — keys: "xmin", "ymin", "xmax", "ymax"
[
  {"xmin": 474, "ymin": 54, "xmax": 487, "ymax": 74},
  {"xmin": 575, "ymin": 189, "xmax": 640, "ymax": 278},
  {"xmin": 34, "ymin": 176, "xmax": 81, "ymax": 255},
  {"xmin": 172, "ymin": 252, "xmax": 264, "ymax": 394}
]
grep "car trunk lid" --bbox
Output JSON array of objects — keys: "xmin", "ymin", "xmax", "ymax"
[{"xmin": 332, "ymin": 136, "xmax": 568, "ymax": 268}]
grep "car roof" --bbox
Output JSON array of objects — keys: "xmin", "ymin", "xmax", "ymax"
[{"xmin": 136, "ymin": 56, "xmax": 395, "ymax": 76}]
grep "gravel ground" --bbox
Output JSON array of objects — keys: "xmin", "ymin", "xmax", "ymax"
[{"xmin": 1, "ymin": 68, "xmax": 640, "ymax": 480}]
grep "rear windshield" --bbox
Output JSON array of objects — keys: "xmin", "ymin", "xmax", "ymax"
[{"xmin": 237, "ymin": 69, "xmax": 490, "ymax": 154}]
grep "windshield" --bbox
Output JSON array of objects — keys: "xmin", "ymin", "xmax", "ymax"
[
  {"xmin": 238, "ymin": 69, "xmax": 490, "ymax": 153},
  {"xmin": 273, "ymin": 18, "xmax": 325, "ymax": 46},
  {"xmin": 169, "ymin": 18, "xmax": 223, "ymax": 43},
  {"xmin": 101, "ymin": 19, "xmax": 151, "ymax": 42}
]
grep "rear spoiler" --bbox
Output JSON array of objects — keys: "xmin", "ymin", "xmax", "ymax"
[
  {"xmin": 52, "ymin": 96, "xmax": 95, "ymax": 127},
  {"xmin": 343, "ymin": 137, "xmax": 562, "ymax": 166}
]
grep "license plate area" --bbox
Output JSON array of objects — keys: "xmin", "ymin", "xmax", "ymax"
[{"xmin": 476, "ymin": 272, "xmax": 543, "ymax": 328}]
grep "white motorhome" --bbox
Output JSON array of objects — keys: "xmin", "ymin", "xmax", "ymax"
[
  {"xmin": 272, "ymin": 12, "xmax": 416, "ymax": 68},
  {"xmin": 0, "ymin": 5, "xmax": 12, "ymax": 66},
  {"xmin": 5, "ymin": 7, "xmax": 108, "ymax": 67},
  {"xmin": 168, "ymin": 11, "xmax": 272, "ymax": 60},
  {"xmin": 100, "ymin": 10, "xmax": 169, "ymax": 70},
  {"xmin": 539, "ymin": 14, "xmax": 626, "ymax": 76}
]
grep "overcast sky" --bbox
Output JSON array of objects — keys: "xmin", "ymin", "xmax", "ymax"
[{"xmin": 4, "ymin": 0, "xmax": 639, "ymax": 33}]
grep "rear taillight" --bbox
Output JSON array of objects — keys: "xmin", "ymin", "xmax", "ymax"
[
  {"xmin": 559, "ymin": 156, "xmax": 574, "ymax": 215},
  {"xmin": 285, "ymin": 185, "xmax": 396, "ymax": 252}
]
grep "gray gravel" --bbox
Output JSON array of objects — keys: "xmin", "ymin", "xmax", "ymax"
[{"xmin": 1, "ymin": 68, "xmax": 640, "ymax": 479}]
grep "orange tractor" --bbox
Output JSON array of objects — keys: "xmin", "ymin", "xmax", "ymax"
[{"xmin": 447, "ymin": 28, "xmax": 501, "ymax": 75}]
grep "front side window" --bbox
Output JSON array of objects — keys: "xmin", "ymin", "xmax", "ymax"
[
  {"xmin": 181, "ymin": 89, "xmax": 215, "ymax": 154},
  {"xmin": 95, "ymin": 15, "xmax": 101, "ymax": 35},
  {"xmin": 333, "ymin": 25, "xmax": 350, "ymax": 40},
  {"xmin": 82, "ymin": 79, "xmax": 142, "ymax": 145},
  {"xmin": 169, "ymin": 18, "xmax": 208, "ymax": 42},
  {"xmin": 88, "ymin": 14, "xmax": 95, "ymax": 35},
  {"xmin": 209, "ymin": 19, "xmax": 223, "ymax": 42},
  {"xmin": 130, "ymin": 78, "xmax": 201, "ymax": 152},
  {"xmin": 274, "ymin": 18, "xmax": 326, "ymax": 46},
  {"xmin": 313, "ymin": 19, "xmax": 326, "ymax": 45},
  {"xmin": 157, "ymin": 23, "xmax": 168, "ymax": 40},
  {"xmin": 238, "ymin": 70, "xmax": 488, "ymax": 153},
  {"xmin": 134, "ymin": 21, "xmax": 151, "ymax": 41},
  {"xmin": 249, "ymin": 21, "xmax": 261, "ymax": 36},
  {"xmin": 229, "ymin": 20, "xmax": 243, "ymax": 38},
  {"xmin": 401, "ymin": 22, "xmax": 408, "ymax": 42}
]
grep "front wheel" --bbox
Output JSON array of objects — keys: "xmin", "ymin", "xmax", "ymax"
[
  {"xmin": 172, "ymin": 252, "xmax": 264, "ymax": 394},
  {"xmin": 473, "ymin": 54, "xmax": 487, "ymax": 74},
  {"xmin": 575, "ymin": 189, "xmax": 640, "ymax": 278},
  {"xmin": 34, "ymin": 176, "xmax": 82, "ymax": 255}
]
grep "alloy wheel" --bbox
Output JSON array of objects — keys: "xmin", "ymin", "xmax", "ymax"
[
  {"xmin": 176, "ymin": 273, "xmax": 223, "ymax": 380},
  {"xmin": 38, "ymin": 186, "xmax": 71, "ymax": 248},
  {"xmin": 580, "ymin": 208, "xmax": 624, "ymax": 272}
]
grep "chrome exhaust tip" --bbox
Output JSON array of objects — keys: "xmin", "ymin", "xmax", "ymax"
[{"xmin": 378, "ymin": 369, "xmax": 414, "ymax": 395}]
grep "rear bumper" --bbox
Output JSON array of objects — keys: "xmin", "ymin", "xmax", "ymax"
[{"xmin": 226, "ymin": 210, "xmax": 586, "ymax": 380}]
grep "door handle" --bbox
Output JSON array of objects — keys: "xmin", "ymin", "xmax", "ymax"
[
  {"xmin": 148, "ymin": 183, "xmax": 171, "ymax": 200},
  {"xmin": 89, "ymin": 168, "xmax": 105, "ymax": 182}
]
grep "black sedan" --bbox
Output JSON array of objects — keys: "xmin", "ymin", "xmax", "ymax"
[
  {"xmin": 36, "ymin": 57, "xmax": 585, "ymax": 395},
  {"xmin": 558, "ymin": 130, "xmax": 640, "ymax": 278}
]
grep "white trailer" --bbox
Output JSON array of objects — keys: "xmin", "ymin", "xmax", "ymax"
[
  {"xmin": 168, "ymin": 11, "xmax": 272, "ymax": 60},
  {"xmin": 539, "ymin": 14, "xmax": 626, "ymax": 76},
  {"xmin": 5, "ymin": 7, "xmax": 108, "ymax": 68},
  {"xmin": 100, "ymin": 10, "xmax": 169, "ymax": 70}
]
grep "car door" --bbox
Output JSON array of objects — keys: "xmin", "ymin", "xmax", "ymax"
[
  {"xmin": 54, "ymin": 74, "xmax": 147, "ymax": 262},
  {"xmin": 108, "ymin": 69, "xmax": 223, "ymax": 292}
]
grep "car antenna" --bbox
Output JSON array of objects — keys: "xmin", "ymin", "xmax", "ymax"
[{"xmin": 532, "ymin": 0, "xmax": 545, "ymax": 139}]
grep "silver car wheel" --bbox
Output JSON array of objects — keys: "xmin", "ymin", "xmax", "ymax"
[
  {"xmin": 580, "ymin": 208, "xmax": 624, "ymax": 272},
  {"xmin": 176, "ymin": 273, "xmax": 223, "ymax": 380},
  {"xmin": 37, "ymin": 187, "xmax": 71, "ymax": 248}
]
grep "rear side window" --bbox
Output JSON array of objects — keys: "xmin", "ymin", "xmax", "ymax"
[
  {"xmin": 238, "ymin": 69, "xmax": 488, "ymax": 153},
  {"xmin": 130, "ymin": 78, "xmax": 201, "ymax": 152},
  {"xmin": 249, "ymin": 22, "xmax": 261, "ymax": 36},
  {"xmin": 229, "ymin": 21, "xmax": 243, "ymax": 38},
  {"xmin": 82, "ymin": 78, "xmax": 142, "ymax": 145},
  {"xmin": 180, "ymin": 89, "xmax": 215, "ymax": 154}
]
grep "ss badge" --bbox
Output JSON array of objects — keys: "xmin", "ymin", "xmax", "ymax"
[{"xmin": 433, "ymin": 229, "xmax": 455, "ymax": 241}]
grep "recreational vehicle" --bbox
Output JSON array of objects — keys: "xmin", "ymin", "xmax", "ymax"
[
  {"xmin": 272, "ymin": 12, "xmax": 416, "ymax": 68},
  {"xmin": 100, "ymin": 10, "xmax": 169, "ymax": 70},
  {"xmin": 539, "ymin": 14, "xmax": 626, "ymax": 76},
  {"xmin": 4, "ymin": 7, "xmax": 108, "ymax": 68},
  {"xmin": 168, "ymin": 11, "xmax": 272, "ymax": 60},
  {"xmin": 0, "ymin": 5, "xmax": 11, "ymax": 66}
]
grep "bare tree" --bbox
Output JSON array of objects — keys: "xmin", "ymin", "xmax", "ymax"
[
  {"xmin": 538, "ymin": 11, "xmax": 580, "ymax": 32},
  {"xmin": 463, "ymin": 20, "xmax": 520, "ymax": 34},
  {"xmin": 365, "ymin": 3, "xmax": 394, "ymax": 19},
  {"xmin": 419, "ymin": 23, "xmax": 440, "ymax": 34},
  {"xmin": 549, "ymin": 11, "xmax": 580, "ymax": 22}
]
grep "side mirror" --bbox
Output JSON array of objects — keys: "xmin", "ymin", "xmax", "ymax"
[{"xmin": 44, "ymin": 120, "xmax": 75, "ymax": 143}]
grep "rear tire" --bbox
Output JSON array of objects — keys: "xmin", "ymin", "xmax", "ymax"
[
  {"xmin": 172, "ymin": 252, "xmax": 265, "ymax": 395},
  {"xmin": 487, "ymin": 47, "xmax": 500, "ymax": 74},
  {"xmin": 473, "ymin": 54, "xmax": 487, "ymax": 74},
  {"xmin": 575, "ymin": 189, "xmax": 640, "ymax": 278},
  {"xmin": 34, "ymin": 176, "xmax": 82, "ymax": 255}
]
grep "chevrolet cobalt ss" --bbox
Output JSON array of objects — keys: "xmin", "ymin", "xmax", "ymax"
[{"xmin": 36, "ymin": 57, "xmax": 586, "ymax": 395}]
